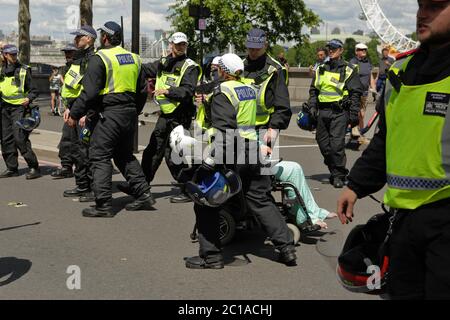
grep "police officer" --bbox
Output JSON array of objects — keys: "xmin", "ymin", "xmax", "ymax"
[
  {"xmin": 139, "ymin": 32, "xmax": 201, "ymax": 203},
  {"xmin": 0, "ymin": 44, "xmax": 41, "ymax": 179},
  {"xmin": 60, "ymin": 26, "xmax": 97, "ymax": 203},
  {"xmin": 338, "ymin": 0, "xmax": 450, "ymax": 299},
  {"xmin": 242, "ymin": 28, "xmax": 292, "ymax": 145},
  {"xmin": 51, "ymin": 44, "xmax": 78, "ymax": 179},
  {"xmin": 185, "ymin": 54, "xmax": 296, "ymax": 269},
  {"xmin": 66, "ymin": 21, "xmax": 154, "ymax": 217},
  {"xmin": 308, "ymin": 39, "xmax": 363, "ymax": 189}
]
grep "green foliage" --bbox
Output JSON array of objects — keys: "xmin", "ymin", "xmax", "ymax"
[
  {"xmin": 168, "ymin": 0, "xmax": 321, "ymax": 60},
  {"xmin": 269, "ymin": 44, "xmax": 286, "ymax": 58},
  {"xmin": 343, "ymin": 37, "xmax": 357, "ymax": 61},
  {"xmin": 367, "ymin": 37, "xmax": 380, "ymax": 66}
]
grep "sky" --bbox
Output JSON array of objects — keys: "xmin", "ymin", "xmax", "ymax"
[{"xmin": 0, "ymin": 0, "xmax": 417, "ymax": 42}]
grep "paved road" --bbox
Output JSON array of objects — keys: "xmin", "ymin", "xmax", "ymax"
[{"xmin": 0, "ymin": 99, "xmax": 384, "ymax": 300}]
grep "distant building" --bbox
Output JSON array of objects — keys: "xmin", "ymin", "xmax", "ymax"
[
  {"xmin": 310, "ymin": 27, "xmax": 320, "ymax": 35},
  {"xmin": 154, "ymin": 29, "xmax": 164, "ymax": 40}
]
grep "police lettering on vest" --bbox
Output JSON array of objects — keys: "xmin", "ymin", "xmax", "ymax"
[
  {"xmin": 219, "ymin": 81, "xmax": 257, "ymax": 141},
  {"xmin": 96, "ymin": 46, "xmax": 141, "ymax": 95}
]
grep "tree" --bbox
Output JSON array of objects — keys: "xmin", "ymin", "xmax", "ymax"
[
  {"xmin": 18, "ymin": 0, "xmax": 31, "ymax": 65},
  {"xmin": 367, "ymin": 37, "xmax": 380, "ymax": 66},
  {"xmin": 353, "ymin": 30, "xmax": 364, "ymax": 36},
  {"xmin": 343, "ymin": 37, "xmax": 357, "ymax": 61},
  {"xmin": 288, "ymin": 40, "xmax": 327, "ymax": 67},
  {"xmin": 80, "ymin": 0, "xmax": 93, "ymax": 26},
  {"xmin": 311, "ymin": 27, "xmax": 320, "ymax": 35},
  {"xmin": 331, "ymin": 27, "xmax": 341, "ymax": 35},
  {"xmin": 168, "ymin": 0, "xmax": 321, "ymax": 60}
]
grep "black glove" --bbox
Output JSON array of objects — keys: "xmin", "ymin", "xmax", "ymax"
[
  {"xmin": 349, "ymin": 112, "xmax": 359, "ymax": 127},
  {"xmin": 309, "ymin": 105, "xmax": 318, "ymax": 122}
]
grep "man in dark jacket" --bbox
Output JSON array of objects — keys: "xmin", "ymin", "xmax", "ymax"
[
  {"xmin": 66, "ymin": 21, "xmax": 154, "ymax": 217},
  {"xmin": 139, "ymin": 32, "xmax": 201, "ymax": 203},
  {"xmin": 0, "ymin": 44, "xmax": 40, "ymax": 179},
  {"xmin": 58, "ymin": 27, "xmax": 97, "ymax": 203},
  {"xmin": 338, "ymin": 0, "xmax": 450, "ymax": 299},
  {"xmin": 308, "ymin": 39, "xmax": 363, "ymax": 188}
]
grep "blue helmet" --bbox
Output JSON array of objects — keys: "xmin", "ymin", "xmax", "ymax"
[
  {"xmin": 16, "ymin": 107, "xmax": 41, "ymax": 131},
  {"xmin": 297, "ymin": 110, "xmax": 315, "ymax": 131},
  {"xmin": 185, "ymin": 169, "xmax": 242, "ymax": 207}
]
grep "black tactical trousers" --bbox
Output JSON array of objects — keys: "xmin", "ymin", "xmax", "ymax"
[
  {"xmin": 315, "ymin": 107, "xmax": 349, "ymax": 180},
  {"xmin": 141, "ymin": 114, "xmax": 191, "ymax": 183},
  {"xmin": 89, "ymin": 107, "xmax": 149, "ymax": 206},
  {"xmin": 58, "ymin": 122, "xmax": 91, "ymax": 189},
  {"xmin": 195, "ymin": 164, "xmax": 293, "ymax": 257},
  {"xmin": 387, "ymin": 198, "xmax": 450, "ymax": 300},
  {"xmin": 1, "ymin": 104, "xmax": 39, "ymax": 170}
]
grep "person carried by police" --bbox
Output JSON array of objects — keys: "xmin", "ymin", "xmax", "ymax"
[
  {"xmin": 307, "ymin": 38, "xmax": 363, "ymax": 189},
  {"xmin": 0, "ymin": 44, "xmax": 41, "ymax": 180},
  {"xmin": 66, "ymin": 21, "xmax": 155, "ymax": 217},
  {"xmin": 184, "ymin": 53, "xmax": 297, "ymax": 269}
]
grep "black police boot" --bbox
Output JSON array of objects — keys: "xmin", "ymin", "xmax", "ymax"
[
  {"xmin": 82, "ymin": 202, "xmax": 114, "ymax": 218},
  {"xmin": 0, "ymin": 169, "xmax": 19, "ymax": 178},
  {"xmin": 26, "ymin": 168, "xmax": 42, "ymax": 180},
  {"xmin": 185, "ymin": 254, "xmax": 224, "ymax": 269},
  {"xmin": 116, "ymin": 182, "xmax": 132, "ymax": 196},
  {"xmin": 169, "ymin": 192, "xmax": 192, "ymax": 203},
  {"xmin": 79, "ymin": 191, "xmax": 95, "ymax": 203},
  {"xmin": 125, "ymin": 192, "xmax": 156, "ymax": 211},
  {"xmin": 51, "ymin": 167, "xmax": 73, "ymax": 179},
  {"xmin": 279, "ymin": 245, "xmax": 297, "ymax": 266},
  {"xmin": 63, "ymin": 187, "xmax": 90, "ymax": 197},
  {"xmin": 333, "ymin": 177, "xmax": 344, "ymax": 189}
]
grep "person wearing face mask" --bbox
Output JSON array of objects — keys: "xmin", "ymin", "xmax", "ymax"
[
  {"xmin": 338, "ymin": 0, "xmax": 450, "ymax": 299},
  {"xmin": 0, "ymin": 44, "xmax": 41, "ymax": 180},
  {"xmin": 308, "ymin": 38, "xmax": 363, "ymax": 189},
  {"xmin": 66, "ymin": 21, "xmax": 154, "ymax": 217},
  {"xmin": 242, "ymin": 28, "xmax": 292, "ymax": 148},
  {"xmin": 131, "ymin": 32, "xmax": 202, "ymax": 204}
]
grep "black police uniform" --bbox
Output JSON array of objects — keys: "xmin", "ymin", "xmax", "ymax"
[
  {"xmin": 243, "ymin": 54, "xmax": 292, "ymax": 131},
  {"xmin": 347, "ymin": 43, "xmax": 450, "ymax": 299},
  {"xmin": 141, "ymin": 55, "xmax": 200, "ymax": 183},
  {"xmin": 70, "ymin": 44, "xmax": 151, "ymax": 212},
  {"xmin": 0, "ymin": 61, "xmax": 39, "ymax": 174},
  {"xmin": 309, "ymin": 58, "xmax": 363, "ymax": 186},
  {"xmin": 57, "ymin": 48, "xmax": 95, "ymax": 191},
  {"xmin": 187, "ymin": 85, "xmax": 296, "ymax": 268}
]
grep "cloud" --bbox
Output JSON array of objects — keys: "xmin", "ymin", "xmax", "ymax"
[{"xmin": 0, "ymin": 0, "xmax": 417, "ymax": 41}]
